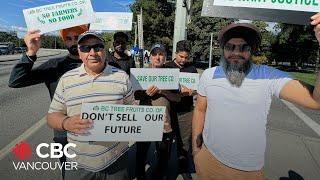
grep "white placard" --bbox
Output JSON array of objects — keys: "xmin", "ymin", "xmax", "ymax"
[
  {"xmin": 130, "ymin": 68, "xmax": 180, "ymax": 90},
  {"xmin": 213, "ymin": 0, "xmax": 319, "ymax": 13},
  {"xmin": 90, "ymin": 12, "xmax": 133, "ymax": 31},
  {"xmin": 23, "ymin": 0, "xmax": 95, "ymax": 34},
  {"xmin": 68, "ymin": 103, "xmax": 166, "ymax": 142},
  {"xmin": 179, "ymin": 72, "xmax": 199, "ymax": 90}
]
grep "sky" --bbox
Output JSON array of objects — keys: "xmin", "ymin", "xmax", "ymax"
[{"xmin": 0, "ymin": 0, "xmax": 133, "ymax": 37}]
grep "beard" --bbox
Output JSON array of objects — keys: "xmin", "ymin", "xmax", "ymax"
[
  {"xmin": 220, "ymin": 56, "xmax": 252, "ymax": 87},
  {"xmin": 67, "ymin": 45, "xmax": 79, "ymax": 56}
]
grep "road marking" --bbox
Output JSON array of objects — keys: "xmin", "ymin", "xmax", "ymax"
[
  {"xmin": 0, "ymin": 116, "xmax": 46, "ymax": 161},
  {"xmin": 282, "ymin": 100, "xmax": 320, "ymax": 137}
]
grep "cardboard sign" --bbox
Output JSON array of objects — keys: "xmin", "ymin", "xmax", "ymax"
[
  {"xmin": 130, "ymin": 68, "xmax": 180, "ymax": 90},
  {"xmin": 23, "ymin": 0, "xmax": 95, "ymax": 34},
  {"xmin": 202, "ymin": 0, "xmax": 315, "ymax": 25},
  {"xmin": 68, "ymin": 103, "xmax": 166, "ymax": 142},
  {"xmin": 90, "ymin": 12, "xmax": 133, "ymax": 31},
  {"xmin": 179, "ymin": 72, "xmax": 200, "ymax": 90}
]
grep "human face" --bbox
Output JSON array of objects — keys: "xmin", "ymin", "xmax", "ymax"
[
  {"xmin": 175, "ymin": 51, "xmax": 189, "ymax": 66},
  {"xmin": 150, "ymin": 48, "xmax": 165, "ymax": 68},
  {"xmin": 223, "ymin": 38, "xmax": 251, "ymax": 65},
  {"xmin": 65, "ymin": 31, "xmax": 80, "ymax": 56},
  {"xmin": 78, "ymin": 37, "xmax": 106, "ymax": 75},
  {"xmin": 113, "ymin": 36, "xmax": 127, "ymax": 53}
]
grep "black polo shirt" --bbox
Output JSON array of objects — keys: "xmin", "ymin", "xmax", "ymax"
[{"xmin": 107, "ymin": 51, "xmax": 136, "ymax": 75}]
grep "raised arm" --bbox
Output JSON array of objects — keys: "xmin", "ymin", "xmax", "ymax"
[
  {"xmin": 279, "ymin": 13, "xmax": 320, "ymax": 109},
  {"xmin": 8, "ymin": 30, "xmax": 50, "ymax": 88}
]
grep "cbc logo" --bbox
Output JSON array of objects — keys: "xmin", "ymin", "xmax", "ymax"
[{"xmin": 36, "ymin": 143, "xmax": 76, "ymax": 159}]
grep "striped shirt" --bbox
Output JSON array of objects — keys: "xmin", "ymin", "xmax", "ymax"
[{"xmin": 48, "ymin": 64, "xmax": 134, "ymax": 172}]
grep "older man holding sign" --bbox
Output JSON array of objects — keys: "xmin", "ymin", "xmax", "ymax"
[
  {"xmin": 192, "ymin": 13, "xmax": 320, "ymax": 180},
  {"xmin": 47, "ymin": 31, "xmax": 134, "ymax": 180},
  {"xmin": 134, "ymin": 43, "xmax": 181, "ymax": 180}
]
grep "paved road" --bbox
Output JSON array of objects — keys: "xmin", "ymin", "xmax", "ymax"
[{"xmin": 0, "ymin": 52, "xmax": 319, "ymax": 180}]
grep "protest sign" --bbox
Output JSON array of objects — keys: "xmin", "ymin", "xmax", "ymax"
[
  {"xmin": 23, "ymin": 0, "xmax": 95, "ymax": 34},
  {"xmin": 179, "ymin": 72, "xmax": 199, "ymax": 90},
  {"xmin": 214, "ymin": 0, "xmax": 319, "ymax": 12},
  {"xmin": 90, "ymin": 12, "xmax": 133, "ymax": 31},
  {"xmin": 201, "ymin": 0, "xmax": 315, "ymax": 25},
  {"xmin": 130, "ymin": 68, "xmax": 180, "ymax": 90},
  {"xmin": 68, "ymin": 103, "xmax": 166, "ymax": 142}
]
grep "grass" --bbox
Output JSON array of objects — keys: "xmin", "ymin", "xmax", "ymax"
[{"xmin": 288, "ymin": 71, "xmax": 317, "ymax": 85}]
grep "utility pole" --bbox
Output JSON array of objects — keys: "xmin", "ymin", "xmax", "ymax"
[
  {"xmin": 209, "ymin": 33, "xmax": 213, "ymax": 68},
  {"xmin": 134, "ymin": 22, "xmax": 138, "ymax": 47},
  {"xmin": 137, "ymin": 7, "xmax": 144, "ymax": 67},
  {"xmin": 54, "ymin": 36, "xmax": 56, "ymax": 49},
  {"xmin": 172, "ymin": 0, "xmax": 192, "ymax": 58}
]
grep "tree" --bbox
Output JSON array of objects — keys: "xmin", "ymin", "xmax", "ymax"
[
  {"xmin": 251, "ymin": 20, "xmax": 276, "ymax": 64},
  {"xmin": 130, "ymin": 0, "xmax": 175, "ymax": 53},
  {"xmin": 0, "ymin": 31, "xmax": 19, "ymax": 46},
  {"xmin": 272, "ymin": 23, "xmax": 317, "ymax": 69},
  {"xmin": 40, "ymin": 35, "xmax": 64, "ymax": 49},
  {"xmin": 101, "ymin": 32, "xmax": 114, "ymax": 50},
  {"xmin": 187, "ymin": 0, "xmax": 232, "ymax": 64}
]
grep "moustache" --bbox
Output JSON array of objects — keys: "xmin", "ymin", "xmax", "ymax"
[
  {"xmin": 67, "ymin": 45, "xmax": 79, "ymax": 56},
  {"xmin": 228, "ymin": 55, "xmax": 245, "ymax": 60},
  {"xmin": 88, "ymin": 57, "xmax": 102, "ymax": 61}
]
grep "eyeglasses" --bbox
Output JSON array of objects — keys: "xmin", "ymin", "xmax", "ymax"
[
  {"xmin": 224, "ymin": 43, "xmax": 251, "ymax": 53},
  {"xmin": 79, "ymin": 44, "xmax": 105, "ymax": 53}
]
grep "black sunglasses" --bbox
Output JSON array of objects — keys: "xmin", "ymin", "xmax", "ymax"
[
  {"xmin": 224, "ymin": 43, "xmax": 251, "ymax": 53},
  {"xmin": 79, "ymin": 44, "xmax": 105, "ymax": 53}
]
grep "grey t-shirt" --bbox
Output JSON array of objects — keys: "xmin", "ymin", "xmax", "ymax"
[{"xmin": 198, "ymin": 64, "xmax": 292, "ymax": 171}]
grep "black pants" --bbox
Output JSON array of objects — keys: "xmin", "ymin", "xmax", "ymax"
[
  {"xmin": 53, "ymin": 137, "xmax": 68, "ymax": 180},
  {"xmin": 170, "ymin": 111, "xmax": 190, "ymax": 174},
  {"xmin": 135, "ymin": 132, "xmax": 173, "ymax": 180}
]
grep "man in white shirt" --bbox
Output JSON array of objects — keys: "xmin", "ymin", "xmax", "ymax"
[{"xmin": 192, "ymin": 13, "xmax": 320, "ymax": 180}]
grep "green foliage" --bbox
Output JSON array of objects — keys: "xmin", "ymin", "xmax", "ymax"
[
  {"xmin": 289, "ymin": 71, "xmax": 316, "ymax": 85},
  {"xmin": 101, "ymin": 32, "xmax": 114, "ymax": 50},
  {"xmin": 252, "ymin": 55, "xmax": 268, "ymax": 64},
  {"xmin": 0, "ymin": 31, "xmax": 20, "ymax": 46},
  {"xmin": 252, "ymin": 20, "xmax": 276, "ymax": 63},
  {"xmin": 272, "ymin": 24, "xmax": 317, "ymax": 68},
  {"xmin": 130, "ymin": 0, "xmax": 174, "ymax": 52},
  {"xmin": 187, "ymin": 0, "xmax": 232, "ymax": 63},
  {"xmin": 0, "ymin": 31, "xmax": 65, "ymax": 49},
  {"xmin": 40, "ymin": 35, "xmax": 64, "ymax": 49}
]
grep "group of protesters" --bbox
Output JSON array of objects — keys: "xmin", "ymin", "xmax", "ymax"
[{"xmin": 8, "ymin": 12, "xmax": 320, "ymax": 180}]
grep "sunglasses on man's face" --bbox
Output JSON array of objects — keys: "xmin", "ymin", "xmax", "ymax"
[
  {"xmin": 79, "ymin": 44, "xmax": 105, "ymax": 53},
  {"xmin": 224, "ymin": 43, "xmax": 251, "ymax": 53}
]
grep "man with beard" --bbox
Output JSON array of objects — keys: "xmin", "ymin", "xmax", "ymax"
[
  {"xmin": 165, "ymin": 40, "xmax": 197, "ymax": 180},
  {"xmin": 8, "ymin": 25, "xmax": 88, "ymax": 179},
  {"xmin": 107, "ymin": 32, "xmax": 135, "ymax": 75},
  {"xmin": 192, "ymin": 13, "xmax": 320, "ymax": 180}
]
